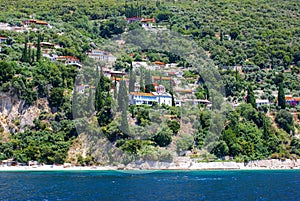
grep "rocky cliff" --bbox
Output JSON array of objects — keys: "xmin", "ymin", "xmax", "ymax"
[{"xmin": 0, "ymin": 92, "xmax": 50, "ymax": 137}]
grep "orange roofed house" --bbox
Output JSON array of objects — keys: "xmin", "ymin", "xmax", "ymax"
[
  {"xmin": 286, "ymin": 96, "xmax": 300, "ymax": 106},
  {"xmin": 0, "ymin": 36, "xmax": 7, "ymax": 44},
  {"xmin": 23, "ymin": 19, "xmax": 49, "ymax": 26},
  {"xmin": 129, "ymin": 91, "xmax": 172, "ymax": 106},
  {"xmin": 56, "ymin": 56, "xmax": 82, "ymax": 68}
]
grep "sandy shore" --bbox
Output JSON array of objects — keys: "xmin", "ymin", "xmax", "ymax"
[{"xmin": 0, "ymin": 159, "xmax": 299, "ymax": 171}]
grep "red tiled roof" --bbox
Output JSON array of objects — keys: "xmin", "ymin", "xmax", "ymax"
[
  {"xmin": 57, "ymin": 56, "xmax": 79, "ymax": 62},
  {"xmin": 152, "ymin": 76, "xmax": 173, "ymax": 81},
  {"xmin": 155, "ymin": 61, "xmax": 165, "ymax": 65},
  {"xmin": 130, "ymin": 92, "xmax": 154, "ymax": 97},
  {"xmin": 23, "ymin": 19, "xmax": 48, "ymax": 25},
  {"xmin": 0, "ymin": 36, "xmax": 7, "ymax": 39},
  {"xmin": 141, "ymin": 18, "xmax": 156, "ymax": 23}
]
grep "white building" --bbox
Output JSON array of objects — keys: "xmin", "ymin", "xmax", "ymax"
[
  {"xmin": 256, "ymin": 99, "xmax": 270, "ymax": 108},
  {"xmin": 129, "ymin": 92, "xmax": 158, "ymax": 106},
  {"xmin": 153, "ymin": 92, "xmax": 173, "ymax": 106},
  {"xmin": 87, "ymin": 49, "xmax": 116, "ymax": 66},
  {"xmin": 129, "ymin": 92, "xmax": 173, "ymax": 106}
]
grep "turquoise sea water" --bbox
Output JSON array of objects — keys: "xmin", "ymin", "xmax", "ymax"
[{"xmin": 0, "ymin": 170, "xmax": 299, "ymax": 201}]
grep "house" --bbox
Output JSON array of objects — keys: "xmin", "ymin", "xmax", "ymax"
[
  {"xmin": 129, "ymin": 91, "xmax": 173, "ymax": 106},
  {"xmin": 286, "ymin": 96, "xmax": 300, "ymax": 106},
  {"xmin": 126, "ymin": 17, "xmax": 143, "ymax": 23},
  {"xmin": 103, "ymin": 69, "xmax": 126, "ymax": 79},
  {"xmin": 40, "ymin": 42, "xmax": 55, "ymax": 49},
  {"xmin": 23, "ymin": 19, "xmax": 49, "ymax": 26},
  {"xmin": 153, "ymin": 92, "xmax": 173, "ymax": 106},
  {"xmin": 155, "ymin": 84, "xmax": 166, "ymax": 93},
  {"xmin": 141, "ymin": 18, "xmax": 156, "ymax": 28},
  {"xmin": 152, "ymin": 76, "xmax": 175, "ymax": 85},
  {"xmin": 164, "ymin": 71, "xmax": 183, "ymax": 78},
  {"xmin": 0, "ymin": 36, "xmax": 7, "ymax": 43},
  {"xmin": 129, "ymin": 92, "xmax": 157, "ymax": 106},
  {"xmin": 256, "ymin": 99, "xmax": 270, "ymax": 108},
  {"xmin": 56, "ymin": 56, "xmax": 82, "ymax": 68},
  {"xmin": 87, "ymin": 49, "xmax": 116, "ymax": 66}
]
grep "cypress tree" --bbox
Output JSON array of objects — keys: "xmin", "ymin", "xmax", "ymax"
[
  {"xmin": 278, "ymin": 83, "xmax": 286, "ymax": 109},
  {"xmin": 21, "ymin": 39, "xmax": 28, "ymax": 62},
  {"xmin": 28, "ymin": 44, "xmax": 32, "ymax": 64},
  {"xmin": 246, "ymin": 85, "xmax": 256, "ymax": 108},
  {"xmin": 145, "ymin": 70, "xmax": 154, "ymax": 93},
  {"xmin": 129, "ymin": 69, "xmax": 136, "ymax": 93},
  {"xmin": 36, "ymin": 34, "xmax": 41, "ymax": 62},
  {"xmin": 220, "ymin": 29, "xmax": 223, "ymax": 42},
  {"xmin": 72, "ymin": 87, "xmax": 79, "ymax": 117},
  {"xmin": 120, "ymin": 99, "xmax": 129, "ymax": 136},
  {"xmin": 118, "ymin": 79, "xmax": 128, "ymax": 112},
  {"xmin": 95, "ymin": 70, "xmax": 113, "ymax": 126},
  {"xmin": 171, "ymin": 92, "xmax": 175, "ymax": 107},
  {"xmin": 114, "ymin": 77, "xmax": 118, "ymax": 99},
  {"xmin": 31, "ymin": 49, "xmax": 35, "ymax": 64},
  {"xmin": 139, "ymin": 69, "xmax": 144, "ymax": 92},
  {"xmin": 87, "ymin": 87, "xmax": 94, "ymax": 114}
]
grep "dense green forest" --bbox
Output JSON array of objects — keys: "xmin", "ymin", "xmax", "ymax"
[{"xmin": 0, "ymin": 0, "xmax": 299, "ymax": 165}]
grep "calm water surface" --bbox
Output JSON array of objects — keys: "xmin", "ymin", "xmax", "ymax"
[{"xmin": 0, "ymin": 170, "xmax": 299, "ymax": 201}]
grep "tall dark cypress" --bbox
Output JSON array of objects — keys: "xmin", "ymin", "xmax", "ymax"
[
  {"xmin": 36, "ymin": 34, "xmax": 41, "ymax": 62},
  {"xmin": 139, "ymin": 69, "xmax": 144, "ymax": 92},
  {"xmin": 246, "ymin": 85, "xmax": 256, "ymax": 108},
  {"xmin": 21, "ymin": 38, "xmax": 28, "ymax": 62},
  {"xmin": 120, "ymin": 99, "xmax": 129, "ymax": 136},
  {"xmin": 28, "ymin": 44, "xmax": 32, "ymax": 64},
  {"xmin": 95, "ymin": 69, "xmax": 113, "ymax": 126},
  {"xmin": 278, "ymin": 83, "xmax": 286, "ymax": 109},
  {"xmin": 118, "ymin": 79, "xmax": 128, "ymax": 112},
  {"xmin": 145, "ymin": 70, "xmax": 154, "ymax": 93},
  {"xmin": 129, "ymin": 69, "xmax": 136, "ymax": 93}
]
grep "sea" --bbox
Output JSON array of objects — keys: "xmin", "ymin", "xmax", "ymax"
[{"xmin": 0, "ymin": 170, "xmax": 299, "ymax": 201}]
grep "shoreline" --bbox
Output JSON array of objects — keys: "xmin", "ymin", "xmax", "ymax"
[{"xmin": 0, "ymin": 159, "xmax": 299, "ymax": 172}]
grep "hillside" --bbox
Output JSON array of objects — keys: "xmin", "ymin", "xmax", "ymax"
[{"xmin": 0, "ymin": 0, "xmax": 299, "ymax": 166}]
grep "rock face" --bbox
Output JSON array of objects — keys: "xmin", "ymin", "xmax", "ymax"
[{"xmin": 0, "ymin": 92, "xmax": 50, "ymax": 134}]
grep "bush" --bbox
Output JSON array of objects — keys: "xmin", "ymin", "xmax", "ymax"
[
  {"xmin": 275, "ymin": 110, "xmax": 294, "ymax": 134},
  {"xmin": 176, "ymin": 134, "xmax": 194, "ymax": 154},
  {"xmin": 167, "ymin": 120, "xmax": 180, "ymax": 135},
  {"xmin": 153, "ymin": 127, "xmax": 173, "ymax": 147}
]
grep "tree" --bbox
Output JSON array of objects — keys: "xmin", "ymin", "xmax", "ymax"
[
  {"xmin": 128, "ymin": 68, "xmax": 136, "ymax": 93},
  {"xmin": 278, "ymin": 83, "xmax": 286, "ymax": 109},
  {"xmin": 139, "ymin": 69, "xmax": 144, "ymax": 92},
  {"xmin": 36, "ymin": 34, "xmax": 41, "ymax": 62},
  {"xmin": 275, "ymin": 110, "xmax": 294, "ymax": 134},
  {"xmin": 246, "ymin": 85, "xmax": 256, "ymax": 108},
  {"xmin": 95, "ymin": 70, "xmax": 113, "ymax": 126},
  {"xmin": 153, "ymin": 127, "xmax": 173, "ymax": 147},
  {"xmin": 176, "ymin": 134, "xmax": 194, "ymax": 154},
  {"xmin": 0, "ymin": 61, "xmax": 15, "ymax": 83},
  {"xmin": 167, "ymin": 120, "xmax": 180, "ymax": 135},
  {"xmin": 145, "ymin": 70, "xmax": 154, "ymax": 93},
  {"xmin": 99, "ymin": 17, "xmax": 127, "ymax": 38},
  {"xmin": 117, "ymin": 79, "xmax": 128, "ymax": 112},
  {"xmin": 212, "ymin": 140, "xmax": 229, "ymax": 158},
  {"xmin": 49, "ymin": 87, "xmax": 65, "ymax": 109},
  {"xmin": 120, "ymin": 99, "xmax": 129, "ymax": 136},
  {"xmin": 21, "ymin": 38, "xmax": 29, "ymax": 62}
]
